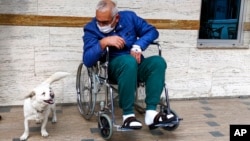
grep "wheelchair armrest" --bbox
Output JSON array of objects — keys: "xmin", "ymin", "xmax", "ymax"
[{"xmin": 151, "ymin": 40, "xmax": 160, "ymax": 45}]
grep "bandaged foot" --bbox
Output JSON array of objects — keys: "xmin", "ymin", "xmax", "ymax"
[
  {"xmin": 145, "ymin": 110, "xmax": 176, "ymax": 130},
  {"xmin": 145, "ymin": 110, "xmax": 161, "ymax": 125}
]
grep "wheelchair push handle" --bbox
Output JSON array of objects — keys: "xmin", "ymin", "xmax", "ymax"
[{"xmin": 151, "ymin": 40, "xmax": 162, "ymax": 56}]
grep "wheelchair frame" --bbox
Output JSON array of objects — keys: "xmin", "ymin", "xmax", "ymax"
[{"xmin": 76, "ymin": 41, "xmax": 182, "ymax": 140}]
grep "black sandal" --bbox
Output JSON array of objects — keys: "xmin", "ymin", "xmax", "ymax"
[
  {"xmin": 121, "ymin": 117, "xmax": 142, "ymax": 130},
  {"xmin": 148, "ymin": 112, "xmax": 175, "ymax": 130}
]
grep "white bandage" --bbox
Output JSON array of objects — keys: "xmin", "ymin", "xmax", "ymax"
[{"xmin": 131, "ymin": 45, "xmax": 142, "ymax": 53}]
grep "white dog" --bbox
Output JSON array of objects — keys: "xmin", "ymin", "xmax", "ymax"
[{"xmin": 20, "ymin": 72, "xmax": 70, "ymax": 140}]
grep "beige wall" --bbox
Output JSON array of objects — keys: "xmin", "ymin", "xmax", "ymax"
[{"xmin": 0, "ymin": 0, "xmax": 250, "ymax": 106}]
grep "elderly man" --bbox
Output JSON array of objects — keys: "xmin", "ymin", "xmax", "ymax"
[{"xmin": 82, "ymin": 0, "xmax": 173, "ymax": 130}]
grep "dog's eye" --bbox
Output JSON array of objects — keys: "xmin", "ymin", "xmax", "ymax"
[{"xmin": 42, "ymin": 92, "xmax": 45, "ymax": 95}]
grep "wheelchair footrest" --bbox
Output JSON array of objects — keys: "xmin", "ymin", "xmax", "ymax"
[
  {"xmin": 154, "ymin": 117, "xmax": 182, "ymax": 128},
  {"xmin": 116, "ymin": 126, "xmax": 135, "ymax": 131},
  {"xmin": 154, "ymin": 121, "xmax": 177, "ymax": 127}
]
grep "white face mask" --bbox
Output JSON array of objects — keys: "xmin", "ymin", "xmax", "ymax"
[
  {"xmin": 96, "ymin": 15, "xmax": 116, "ymax": 34},
  {"xmin": 97, "ymin": 24, "xmax": 115, "ymax": 34}
]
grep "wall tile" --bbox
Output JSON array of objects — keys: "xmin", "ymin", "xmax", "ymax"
[{"xmin": 0, "ymin": 0, "xmax": 38, "ymax": 14}]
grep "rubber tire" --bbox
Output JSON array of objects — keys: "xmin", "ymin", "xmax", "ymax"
[{"xmin": 76, "ymin": 63, "xmax": 96, "ymax": 120}]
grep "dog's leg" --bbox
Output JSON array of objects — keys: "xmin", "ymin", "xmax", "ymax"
[
  {"xmin": 51, "ymin": 103, "xmax": 57, "ymax": 123},
  {"xmin": 20, "ymin": 118, "xmax": 29, "ymax": 140},
  {"xmin": 41, "ymin": 117, "xmax": 49, "ymax": 137}
]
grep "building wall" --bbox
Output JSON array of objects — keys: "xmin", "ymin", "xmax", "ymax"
[{"xmin": 0, "ymin": 0, "xmax": 250, "ymax": 106}]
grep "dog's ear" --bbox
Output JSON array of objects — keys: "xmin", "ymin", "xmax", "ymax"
[{"xmin": 25, "ymin": 91, "xmax": 36, "ymax": 99}]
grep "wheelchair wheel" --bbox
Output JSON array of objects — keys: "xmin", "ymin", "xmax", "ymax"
[
  {"xmin": 162, "ymin": 109, "xmax": 180, "ymax": 131},
  {"xmin": 98, "ymin": 114, "xmax": 113, "ymax": 140},
  {"xmin": 76, "ymin": 63, "xmax": 96, "ymax": 120},
  {"xmin": 134, "ymin": 85, "xmax": 146, "ymax": 114}
]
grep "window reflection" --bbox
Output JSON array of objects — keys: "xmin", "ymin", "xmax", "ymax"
[{"xmin": 199, "ymin": 0, "xmax": 241, "ymax": 39}]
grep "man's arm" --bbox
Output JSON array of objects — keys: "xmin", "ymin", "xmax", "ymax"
[
  {"xmin": 83, "ymin": 26, "xmax": 126, "ymax": 67},
  {"xmin": 132, "ymin": 12, "xmax": 159, "ymax": 51},
  {"xmin": 83, "ymin": 27, "xmax": 105, "ymax": 67}
]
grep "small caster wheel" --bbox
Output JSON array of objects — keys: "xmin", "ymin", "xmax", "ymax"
[{"xmin": 98, "ymin": 114, "xmax": 113, "ymax": 140}]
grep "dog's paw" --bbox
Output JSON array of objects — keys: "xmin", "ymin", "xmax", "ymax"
[
  {"xmin": 20, "ymin": 133, "xmax": 29, "ymax": 140},
  {"xmin": 51, "ymin": 116, "xmax": 57, "ymax": 123},
  {"xmin": 41, "ymin": 130, "xmax": 49, "ymax": 137}
]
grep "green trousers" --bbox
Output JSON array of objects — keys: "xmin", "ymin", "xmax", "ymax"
[{"xmin": 108, "ymin": 54, "xmax": 167, "ymax": 115}]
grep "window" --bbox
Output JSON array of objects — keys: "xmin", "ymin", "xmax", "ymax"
[{"xmin": 198, "ymin": 0, "xmax": 246, "ymax": 48}]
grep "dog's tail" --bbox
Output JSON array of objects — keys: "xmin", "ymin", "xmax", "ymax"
[{"xmin": 42, "ymin": 72, "xmax": 70, "ymax": 84}]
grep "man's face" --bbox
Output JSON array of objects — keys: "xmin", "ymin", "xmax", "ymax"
[{"xmin": 96, "ymin": 9, "xmax": 118, "ymax": 27}]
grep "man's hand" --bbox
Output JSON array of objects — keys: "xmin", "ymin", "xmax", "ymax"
[
  {"xmin": 130, "ymin": 50, "xmax": 142, "ymax": 64},
  {"xmin": 100, "ymin": 36, "xmax": 125, "ymax": 50},
  {"xmin": 130, "ymin": 45, "xmax": 142, "ymax": 64}
]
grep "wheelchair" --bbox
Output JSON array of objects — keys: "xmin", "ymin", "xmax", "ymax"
[{"xmin": 76, "ymin": 41, "xmax": 182, "ymax": 140}]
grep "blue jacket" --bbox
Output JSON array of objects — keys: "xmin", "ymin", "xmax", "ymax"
[{"xmin": 83, "ymin": 10, "xmax": 159, "ymax": 67}]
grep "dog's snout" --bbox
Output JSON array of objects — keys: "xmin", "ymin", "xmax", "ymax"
[
  {"xmin": 50, "ymin": 92, "xmax": 54, "ymax": 98},
  {"xmin": 49, "ymin": 88, "xmax": 55, "ymax": 98}
]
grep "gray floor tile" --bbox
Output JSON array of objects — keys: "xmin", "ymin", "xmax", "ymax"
[
  {"xmin": 204, "ymin": 113, "xmax": 216, "ymax": 118},
  {"xmin": 209, "ymin": 131, "xmax": 224, "ymax": 137},
  {"xmin": 206, "ymin": 121, "xmax": 220, "ymax": 126}
]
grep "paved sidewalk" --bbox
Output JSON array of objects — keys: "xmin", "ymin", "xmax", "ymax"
[{"xmin": 1, "ymin": 97, "xmax": 250, "ymax": 141}]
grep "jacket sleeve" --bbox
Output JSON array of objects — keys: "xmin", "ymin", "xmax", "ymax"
[
  {"xmin": 132, "ymin": 12, "xmax": 159, "ymax": 51},
  {"xmin": 82, "ymin": 25, "xmax": 106, "ymax": 67}
]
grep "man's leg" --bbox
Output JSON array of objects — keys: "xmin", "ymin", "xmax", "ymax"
[
  {"xmin": 109, "ymin": 55, "xmax": 137, "ymax": 114},
  {"xmin": 108, "ymin": 55, "xmax": 142, "ymax": 129},
  {"xmin": 138, "ymin": 56, "xmax": 167, "ymax": 126},
  {"xmin": 138, "ymin": 56, "xmax": 166, "ymax": 110}
]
